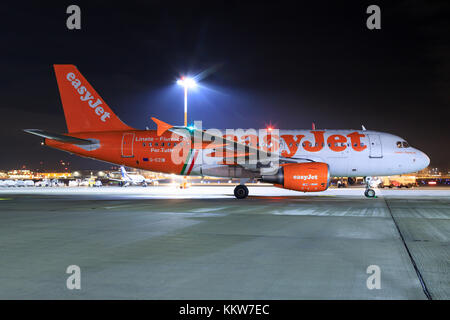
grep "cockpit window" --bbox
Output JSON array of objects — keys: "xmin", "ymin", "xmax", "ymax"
[{"xmin": 396, "ymin": 141, "xmax": 410, "ymax": 148}]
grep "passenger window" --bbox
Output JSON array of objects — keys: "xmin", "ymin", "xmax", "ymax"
[
  {"xmin": 402, "ymin": 141, "xmax": 409, "ymax": 148},
  {"xmin": 161, "ymin": 142, "xmax": 164, "ymax": 147},
  {"xmin": 396, "ymin": 141, "xmax": 402, "ymax": 148},
  {"xmin": 149, "ymin": 142, "xmax": 152, "ymax": 147},
  {"xmin": 167, "ymin": 142, "xmax": 171, "ymax": 147},
  {"xmin": 155, "ymin": 142, "xmax": 158, "ymax": 146},
  {"xmin": 143, "ymin": 143, "xmax": 146, "ymax": 147}
]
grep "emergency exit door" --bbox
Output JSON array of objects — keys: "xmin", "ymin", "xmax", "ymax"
[
  {"xmin": 368, "ymin": 134, "xmax": 383, "ymax": 158},
  {"xmin": 121, "ymin": 133, "xmax": 135, "ymax": 158}
]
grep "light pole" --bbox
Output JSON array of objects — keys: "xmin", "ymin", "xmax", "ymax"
[{"xmin": 176, "ymin": 76, "xmax": 197, "ymax": 127}]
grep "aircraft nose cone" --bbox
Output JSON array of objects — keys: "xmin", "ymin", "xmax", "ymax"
[
  {"xmin": 423, "ymin": 152, "xmax": 430, "ymax": 168},
  {"xmin": 416, "ymin": 150, "xmax": 430, "ymax": 170}
]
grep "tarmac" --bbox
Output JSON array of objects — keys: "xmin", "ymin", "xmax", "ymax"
[{"xmin": 0, "ymin": 186, "xmax": 448, "ymax": 299}]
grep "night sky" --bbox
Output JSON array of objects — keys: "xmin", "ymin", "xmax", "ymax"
[{"xmin": 1, "ymin": 1, "xmax": 449, "ymax": 171}]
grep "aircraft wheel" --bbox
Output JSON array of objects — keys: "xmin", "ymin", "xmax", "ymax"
[
  {"xmin": 234, "ymin": 185, "xmax": 249, "ymax": 199},
  {"xmin": 365, "ymin": 189, "xmax": 376, "ymax": 198}
]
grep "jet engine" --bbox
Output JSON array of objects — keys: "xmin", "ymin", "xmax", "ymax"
[{"xmin": 261, "ymin": 162, "xmax": 330, "ymax": 192}]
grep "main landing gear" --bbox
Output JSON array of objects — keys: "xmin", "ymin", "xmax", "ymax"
[{"xmin": 234, "ymin": 184, "xmax": 249, "ymax": 199}]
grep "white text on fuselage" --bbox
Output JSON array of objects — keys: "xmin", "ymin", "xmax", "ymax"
[{"xmin": 293, "ymin": 174, "xmax": 318, "ymax": 180}]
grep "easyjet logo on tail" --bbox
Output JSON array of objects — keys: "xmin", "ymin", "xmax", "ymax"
[{"xmin": 66, "ymin": 72, "xmax": 110, "ymax": 122}]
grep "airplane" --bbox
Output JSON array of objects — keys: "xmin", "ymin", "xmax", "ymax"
[
  {"xmin": 0, "ymin": 180, "xmax": 17, "ymax": 187},
  {"xmin": 14, "ymin": 180, "xmax": 35, "ymax": 187},
  {"xmin": 109, "ymin": 166, "xmax": 154, "ymax": 187},
  {"xmin": 24, "ymin": 65, "xmax": 430, "ymax": 199}
]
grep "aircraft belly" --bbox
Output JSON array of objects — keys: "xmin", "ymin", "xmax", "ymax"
[{"xmin": 326, "ymin": 156, "xmax": 348, "ymax": 177}]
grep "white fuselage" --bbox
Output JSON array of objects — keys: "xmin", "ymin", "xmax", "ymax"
[
  {"xmin": 189, "ymin": 129, "xmax": 430, "ymax": 178},
  {"xmin": 278, "ymin": 129, "xmax": 429, "ymax": 176}
]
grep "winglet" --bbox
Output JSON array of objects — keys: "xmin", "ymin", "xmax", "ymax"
[{"xmin": 151, "ymin": 117, "xmax": 173, "ymax": 136}]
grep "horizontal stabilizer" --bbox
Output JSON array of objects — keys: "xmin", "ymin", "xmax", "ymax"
[
  {"xmin": 151, "ymin": 117, "xmax": 174, "ymax": 136},
  {"xmin": 23, "ymin": 129, "xmax": 95, "ymax": 145}
]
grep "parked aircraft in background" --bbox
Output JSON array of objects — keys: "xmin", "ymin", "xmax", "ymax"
[
  {"xmin": 24, "ymin": 65, "xmax": 430, "ymax": 198},
  {"xmin": 0, "ymin": 180, "xmax": 17, "ymax": 187},
  {"xmin": 109, "ymin": 166, "xmax": 153, "ymax": 187},
  {"xmin": 35, "ymin": 179, "xmax": 51, "ymax": 187},
  {"xmin": 0, "ymin": 180, "xmax": 35, "ymax": 187}
]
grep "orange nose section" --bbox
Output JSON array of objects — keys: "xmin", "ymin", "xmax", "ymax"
[{"xmin": 283, "ymin": 162, "xmax": 329, "ymax": 192}]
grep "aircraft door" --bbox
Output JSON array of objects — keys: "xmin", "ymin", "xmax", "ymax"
[
  {"xmin": 368, "ymin": 134, "xmax": 383, "ymax": 158},
  {"xmin": 121, "ymin": 133, "xmax": 135, "ymax": 158}
]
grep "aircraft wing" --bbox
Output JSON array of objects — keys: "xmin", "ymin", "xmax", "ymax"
[
  {"xmin": 107, "ymin": 178, "xmax": 126, "ymax": 182},
  {"xmin": 151, "ymin": 117, "xmax": 274, "ymax": 162},
  {"xmin": 151, "ymin": 117, "xmax": 315, "ymax": 167},
  {"xmin": 23, "ymin": 129, "xmax": 95, "ymax": 145}
]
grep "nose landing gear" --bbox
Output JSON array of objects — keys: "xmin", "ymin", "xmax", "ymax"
[
  {"xmin": 364, "ymin": 176, "xmax": 376, "ymax": 198},
  {"xmin": 364, "ymin": 188, "xmax": 376, "ymax": 198},
  {"xmin": 234, "ymin": 184, "xmax": 249, "ymax": 199}
]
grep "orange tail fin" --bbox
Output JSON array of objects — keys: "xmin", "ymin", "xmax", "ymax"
[{"xmin": 54, "ymin": 65, "xmax": 134, "ymax": 133}]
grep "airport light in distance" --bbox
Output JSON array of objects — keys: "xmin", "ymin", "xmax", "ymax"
[{"xmin": 176, "ymin": 76, "xmax": 197, "ymax": 127}]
